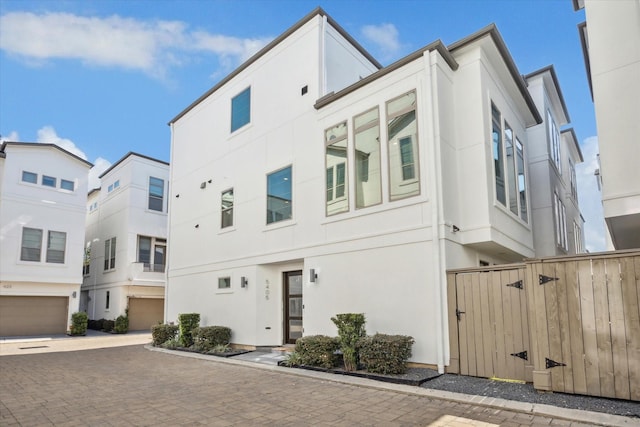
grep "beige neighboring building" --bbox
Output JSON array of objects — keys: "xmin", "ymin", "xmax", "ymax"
[{"xmin": 574, "ymin": 0, "xmax": 640, "ymax": 249}]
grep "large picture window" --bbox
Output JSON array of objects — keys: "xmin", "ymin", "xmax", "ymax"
[
  {"xmin": 325, "ymin": 121, "xmax": 349, "ymax": 216},
  {"xmin": 221, "ymin": 189, "xmax": 234, "ymax": 228},
  {"xmin": 148, "ymin": 177, "xmax": 164, "ymax": 211},
  {"xmin": 137, "ymin": 235, "xmax": 166, "ymax": 272},
  {"xmin": 231, "ymin": 87, "xmax": 251, "ymax": 132},
  {"xmin": 46, "ymin": 231, "xmax": 66, "ymax": 264},
  {"xmin": 354, "ymin": 107, "xmax": 382, "ymax": 209},
  {"xmin": 266, "ymin": 166, "xmax": 292, "ymax": 224},
  {"xmin": 387, "ymin": 90, "xmax": 420, "ymax": 201},
  {"xmin": 20, "ymin": 227, "xmax": 42, "ymax": 262}
]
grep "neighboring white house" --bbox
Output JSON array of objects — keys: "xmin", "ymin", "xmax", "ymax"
[
  {"xmin": 0, "ymin": 142, "xmax": 92, "ymax": 336},
  {"xmin": 574, "ymin": 0, "xmax": 640, "ymax": 249},
  {"xmin": 166, "ymin": 8, "xmax": 582, "ymax": 369},
  {"xmin": 525, "ymin": 66, "xmax": 585, "ymax": 256},
  {"xmin": 80, "ymin": 152, "xmax": 169, "ymax": 331}
]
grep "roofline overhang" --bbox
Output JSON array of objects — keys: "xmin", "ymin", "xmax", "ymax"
[
  {"xmin": 0, "ymin": 141, "xmax": 94, "ymax": 168},
  {"xmin": 99, "ymin": 151, "xmax": 169, "ymax": 179},
  {"xmin": 524, "ymin": 64, "xmax": 571, "ymax": 123},
  {"xmin": 577, "ymin": 21, "xmax": 593, "ymax": 100},
  {"xmin": 561, "ymin": 127, "xmax": 584, "ymax": 163}
]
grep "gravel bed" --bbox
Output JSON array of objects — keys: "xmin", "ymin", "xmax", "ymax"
[{"xmin": 421, "ymin": 373, "xmax": 640, "ymax": 418}]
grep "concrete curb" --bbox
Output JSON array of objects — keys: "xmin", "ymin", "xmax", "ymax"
[{"xmin": 147, "ymin": 345, "xmax": 637, "ymax": 427}]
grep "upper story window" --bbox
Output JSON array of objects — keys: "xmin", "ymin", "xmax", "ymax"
[
  {"xmin": 354, "ymin": 107, "xmax": 382, "ymax": 209},
  {"xmin": 325, "ymin": 121, "xmax": 349, "ymax": 216},
  {"xmin": 505, "ymin": 122, "xmax": 518, "ymax": 216},
  {"xmin": 547, "ymin": 110, "xmax": 561, "ymax": 174},
  {"xmin": 83, "ymin": 242, "xmax": 91, "ymax": 276},
  {"xmin": 573, "ymin": 221, "xmax": 584, "ymax": 254},
  {"xmin": 492, "ymin": 103, "xmax": 506, "ymax": 206},
  {"xmin": 221, "ymin": 189, "xmax": 234, "ymax": 228},
  {"xmin": 231, "ymin": 87, "xmax": 251, "ymax": 133},
  {"xmin": 554, "ymin": 191, "xmax": 568, "ymax": 251},
  {"xmin": 104, "ymin": 237, "xmax": 117, "ymax": 271},
  {"xmin": 20, "ymin": 227, "xmax": 43, "ymax": 262},
  {"xmin": 108, "ymin": 180, "xmax": 120, "ymax": 193},
  {"xmin": 266, "ymin": 166, "xmax": 292, "ymax": 225},
  {"xmin": 22, "ymin": 171, "xmax": 37, "ymax": 184},
  {"xmin": 516, "ymin": 138, "xmax": 528, "ymax": 222},
  {"xmin": 137, "ymin": 235, "xmax": 166, "ymax": 272},
  {"xmin": 148, "ymin": 177, "xmax": 164, "ymax": 211},
  {"xmin": 46, "ymin": 231, "xmax": 66, "ymax": 264},
  {"xmin": 387, "ymin": 90, "xmax": 420, "ymax": 201},
  {"xmin": 42, "ymin": 175, "xmax": 56, "ymax": 188},
  {"xmin": 569, "ymin": 159, "xmax": 578, "ymax": 200},
  {"xmin": 61, "ymin": 179, "xmax": 74, "ymax": 191}
]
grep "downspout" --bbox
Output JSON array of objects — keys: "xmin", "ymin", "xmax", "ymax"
[
  {"xmin": 164, "ymin": 122, "xmax": 174, "ymax": 324},
  {"xmin": 428, "ymin": 50, "xmax": 448, "ymax": 374}
]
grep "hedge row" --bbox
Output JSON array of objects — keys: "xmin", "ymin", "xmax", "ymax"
[
  {"xmin": 151, "ymin": 324, "xmax": 179, "ymax": 346},
  {"xmin": 293, "ymin": 335, "xmax": 340, "ymax": 369},
  {"xmin": 193, "ymin": 326, "xmax": 232, "ymax": 352}
]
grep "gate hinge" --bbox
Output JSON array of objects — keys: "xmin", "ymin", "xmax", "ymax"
[
  {"xmin": 510, "ymin": 350, "xmax": 528, "ymax": 361},
  {"xmin": 506, "ymin": 280, "xmax": 523, "ymax": 290},
  {"xmin": 545, "ymin": 358, "xmax": 566, "ymax": 369},
  {"xmin": 539, "ymin": 275, "xmax": 559, "ymax": 285},
  {"xmin": 455, "ymin": 308, "xmax": 465, "ymax": 321}
]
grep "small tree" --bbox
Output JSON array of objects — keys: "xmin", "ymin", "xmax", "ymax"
[
  {"xmin": 69, "ymin": 312, "xmax": 88, "ymax": 336},
  {"xmin": 331, "ymin": 313, "xmax": 366, "ymax": 371},
  {"xmin": 178, "ymin": 313, "xmax": 200, "ymax": 347}
]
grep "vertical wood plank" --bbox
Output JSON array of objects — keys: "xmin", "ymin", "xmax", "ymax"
[
  {"xmin": 530, "ymin": 261, "xmax": 551, "ymax": 389},
  {"xmin": 479, "ymin": 272, "xmax": 494, "ymax": 377},
  {"xmin": 508, "ymin": 268, "xmax": 526, "ymax": 380},
  {"xmin": 592, "ymin": 259, "xmax": 615, "ymax": 398},
  {"xmin": 555, "ymin": 261, "xmax": 574, "ymax": 393},
  {"xmin": 471, "ymin": 272, "xmax": 485, "ymax": 377},
  {"xmin": 622, "ymin": 256, "xmax": 640, "ymax": 401},
  {"xmin": 463, "ymin": 273, "xmax": 477, "ymax": 376},
  {"xmin": 501, "ymin": 270, "xmax": 516, "ymax": 380},
  {"xmin": 566, "ymin": 260, "xmax": 588, "ymax": 395},
  {"xmin": 458, "ymin": 274, "xmax": 470, "ymax": 376},
  {"xmin": 543, "ymin": 262, "xmax": 564, "ymax": 393},
  {"xmin": 519, "ymin": 267, "xmax": 534, "ymax": 382},
  {"xmin": 446, "ymin": 272, "xmax": 460, "ymax": 374},
  {"xmin": 580, "ymin": 259, "xmax": 601, "ymax": 396},
  {"xmin": 607, "ymin": 258, "xmax": 630, "ymax": 400},
  {"xmin": 492, "ymin": 270, "xmax": 507, "ymax": 380}
]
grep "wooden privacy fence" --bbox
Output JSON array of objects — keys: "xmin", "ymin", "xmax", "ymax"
[{"xmin": 447, "ymin": 250, "xmax": 640, "ymax": 401}]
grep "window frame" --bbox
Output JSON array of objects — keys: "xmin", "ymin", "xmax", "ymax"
[
  {"xmin": 20, "ymin": 227, "xmax": 43, "ymax": 262},
  {"xmin": 266, "ymin": 165, "xmax": 293, "ymax": 225},
  {"xmin": 547, "ymin": 110, "xmax": 562, "ymax": 174},
  {"xmin": 46, "ymin": 230, "xmax": 67, "ymax": 264},
  {"xmin": 61, "ymin": 179, "xmax": 75, "ymax": 191},
  {"xmin": 325, "ymin": 121, "xmax": 349, "ymax": 216},
  {"xmin": 104, "ymin": 237, "xmax": 117, "ymax": 271},
  {"xmin": 22, "ymin": 171, "xmax": 37, "ymax": 184},
  {"xmin": 492, "ymin": 103, "xmax": 506, "ymax": 206},
  {"xmin": 231, "ymin": 86, "xmax": 251, "ymax": 133},
  {"xmin": 353, "ymin": 106, "xmax": 382, "ymax": 210},
  {"xmin": 218, "ymin": 276, "xmax": 231, "ymax": 290},
  {"xmin": 148, "ymin": 176, "xmax": 164, "ymax": 212},
  {"xmin": 42, "ymin": 175, "xmax": 56, "ymax": 188},
  {"xmin": 221, "ymin": 188, "xmax": 234, "ymax": 228},
  {"xmin": 137, "ymin": 235, "xmax": 166, "ymax": 272}
]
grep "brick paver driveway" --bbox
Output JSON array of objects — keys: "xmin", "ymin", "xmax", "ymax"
[{"xmin": 1, "ymin": 345, "xmax": 599, "ymax": 426}]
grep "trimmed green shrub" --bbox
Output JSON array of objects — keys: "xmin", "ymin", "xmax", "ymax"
[
  {"xmin": 192, "ymin": 326, "xmax": 231, "ymax": 352},
  {"xmin": 69, "ymin": 312, "xmax": 88, "ymax": 336},
  {"xmin": 114, "ymin": 314, "xmax": 129, "ymax": 334},
  {"xmin": 293, "ymin": 335, "xmax": 340, "ymax": 369},
  {"xmin": 178, "ymin": 313, "xmax": 200, "ymax": 347},
  {"xmin": 102, "ymin": 319, "xmax": 115, "ymax": 333},
  {"xmin": 151, "ymin": 324, "xmax": 179, "ymax": 346},
  {"xmin": 358, "ymin": 333, "xmax": 415, "ymax": 374},
  {"xmin": 331, "ymin": 313, "xmax": 366, "ymax": 371},
  {"xmin": 160, "ymin": 336, "xmax": 181, "ymax": 350}
]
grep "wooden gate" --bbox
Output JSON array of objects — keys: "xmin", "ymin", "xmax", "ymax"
[
  {"xmin": 526, "ymin": 253, "xmax": 640, "ymax": 401},
  {"xmin": 447, "ymin": 265, "xmax": 532, "ymax": 382}
]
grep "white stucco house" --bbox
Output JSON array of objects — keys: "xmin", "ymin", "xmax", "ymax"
[
  {"xmin": 165, "ymin": 8, "xmax": 583, "ymax": 369},
  {"xmin": 574, "ymin": 0, "xmax": 640, "ymax": 250},
  {"xmin": 80, "ymin": 152, "xmax": 169, "ymax": 331},
  {"xmin": 0, "ymin": 142, "xmax": 93, "ymax": 336}
]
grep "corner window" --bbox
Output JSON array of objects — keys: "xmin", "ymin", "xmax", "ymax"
[
  {"xmin": 548, "ymin": 110, "xmax": 561, "ymax": 173},
  {"xmin": 492, "ymin": 103, "xmax": 506, "ymax": 206},
  {"xmin": 104, "ymin": 237, "xmax": 116, "ymax": 271},
  {"xmin": 46, "ymin": 231, "xmax": 66, "ymax": 264},
  {"xmin": 354, "ymin": 107, "xmax": 382, "ymax": 209},
  {"xmin": 20, "ymin": 227, "xmax": 42, "ymax": 262},
  {"xmin": 42, "ymin": 175, "xmax": 56, "ymax": 188},
  {"xmin": 22, "ymin": 171, "xmax": 37, "ymax": 184},
  {"xmin": 61, "ymin": 179, "xmax": 75, "ymax": 191},
  {"xmin": 218, "ymin": 277, "xmax": 231, "ymax": 289},
  {"xmin": 137, "ymin": 235, "xmax": 166, "ymax": 272},
  {"xmin": 231, "ymin": 87, "xmax": 251, "ymax": 132},
  {"xmin": 387, "ymin": 90, "xmax": 420, "ymax": 201},
  {"xmin": 148, "ymin": 177, "xmax": 164, "ymax": 211},
  {"xmin": 221, "ymin": 189, "xmax": 234, "ymax": 228},
  {"xmin": 266, "ymin": 166, "xmax": 292, "ymax": 225},
  {"xmin": 505, "ymin": 123, "xmax": 518, "ymax": 215},
  {"xmin": 325, "ymin": 121, "xmax": 348, "ymax": 216}
]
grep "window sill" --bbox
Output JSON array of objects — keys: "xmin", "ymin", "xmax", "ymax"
[
  {"xmin": 263, "ymin": 219, "xmax": 296, "ymax": 232},
  {"xmin": 215, "ymin": 288, "xmax": 234, "ymax": 295},
  {"xmin": 219, "ymin": 226, "xmax": 236, "ymax": 235}
]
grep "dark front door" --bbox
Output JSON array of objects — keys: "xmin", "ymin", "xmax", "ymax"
[{"xmin": 284, "ymin": 270, "xmax": 303, "ymax": 344}]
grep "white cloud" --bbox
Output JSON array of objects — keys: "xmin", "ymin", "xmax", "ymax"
[
  {"xmin": 576, "ymin": 136, "xmax": 607, "ymax": 252},
  {"xmin": 37, "ymin": 126, "xmax": 88, "ymax": 160},
  {"xmin": 361, "ymin": 23, "xmax": 403, "ymax": 60},
  {"xmin": 0, "ymin": 11, "xmax": 272, "ymax": 79},
  {"xmin": 88, "ymin": 157, "xmax": 112, "ymax": 191},
  {"xmin": 0, "ymin": 131, "xmax": 20, "ymax": 143}
]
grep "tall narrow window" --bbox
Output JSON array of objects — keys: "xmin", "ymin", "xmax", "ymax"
[
  {"xmin": 554, "ymin": 192, "xmax": 567, "ymax": 250},
  {"xmin": 138, "ymin": 236, "xmax": 165, "ymax": 272},
  {"xmin": 354, "ymin": 107, "xmax": 381, "ymax": 209},
  {"xmin": 504, "ymin": 123, "xmax": 518, "ymax": 215},
  {"xmin": 221, "ymin": 189, "xmax": 234, "ymax": 228},
  {"xmin": 231, "ymin": 87, "xmax": 251, "ymax": 132},
  {"xmin": 105, "ymin": 291, "xmax": 110, "ymax": 310},
  {"xmin": 266, "ymin": 166, "xmax": 292, "ymax": 224},
  {"xmin": 154, "ymin": 240, "xmax": 166, "ymax": 272},
  {"xmin": 548, "ymin": 110, "xmax": 561, "ymax": 173},
  {"xmin": 325, "ymin": 121, "xmax": 348, "ymax": 215},
  {"xmin": 138, "ymin": 236, "xmax": 151, "ymax": 266},
  {"xmin": 569, "ymin": 159, "xmax": 578, "ymax": 200},
  {"xmin": 148, "ymin": 177, "xmax": 164, "ymax": 211},
  {"xmin": 20, "ymin": 227, "xmax": 42, "ymax": 262},
  {"xmin": 516, "ymin": 138, "xmax": 528, "ymax": 222},
  {"xmin": 387, "ymin": 90, "xmax": 420, "ymax": 201},
  {"xmin": 492, "ymin": 103, "xmax": 506, "ymax": 206},
  {"xmin": 104, "ymin": 237, "xmax": 116, "ymax": 271},
  {"xmin": 46, "ymin": 231, "xmax": 66, "ymax": 264},
  {"xmin": 22, "ymin": 171, "xmax": 37, "ymax": 184},
  {"xmin": 573, "ymin": 221, "xmax": 583, "ymax": 253},
  {"xmin": 83, "ymin": 242, "xmax": 91, "ymax": 276}
]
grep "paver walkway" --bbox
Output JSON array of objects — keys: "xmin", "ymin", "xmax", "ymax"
[{"xmin": 0, "ymin": 343, "xmax": 628, "ymax": 426}]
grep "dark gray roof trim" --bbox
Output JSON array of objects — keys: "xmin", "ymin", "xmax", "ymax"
[
  {"xmin": 168, "ymin": 7, "xmax": 381, "ymax": 125},
  {"xmin": 524, "ymin": 64, "xmax": 571, "ymax": 123},
  {"xmin": 561, "ymin": 127, "xmax": 584, "ymax": 162},
  {"xmin": 449, "ymin": 24, "xmax": 542, "ymax": 125},
  {"xmin": 572, "ymin": 0, "xmax": 584, "ymax": 11},
  {"xmin": 88, "ymin": 187, "xmax": 101, "ymax": 197},
  {"xmin": 0, "ymin": 141, "xmax": 94, "ymax": 167},
  {"xmin": 315, "ymin": 40, "xmax": 457, "ymax": 109},
  {"xmin": 99, "ymin": 151, "xmax": 170, "ymax": 178},
  {"xmin": 577, "ymin": 22, "xmax": 593, "ymax": 100}
]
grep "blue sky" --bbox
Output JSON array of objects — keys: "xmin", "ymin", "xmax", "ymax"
[{"xmin": 0, "ymin": 0, "xmax": 606, "ymax": 251}]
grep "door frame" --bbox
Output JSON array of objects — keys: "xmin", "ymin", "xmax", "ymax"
[{"xmin": 283, "ymin": 270, "xmax": 303, "ymax": 344}]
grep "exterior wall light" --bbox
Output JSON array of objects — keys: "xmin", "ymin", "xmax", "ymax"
[
  {"xmin": 241, "ymin": 277, "xmax": 248, "ymax": 288},
  {"xmin": 310, "ymin": 269, "xmax": 318, "ymax": 283}
]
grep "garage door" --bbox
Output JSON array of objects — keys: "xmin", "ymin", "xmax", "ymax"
[
  {"xmin": 128, "ymin": 298, "xmax": 164, "ymax": 331},
  {"xmin": 0, "ymin": 296, "xmax": 68, "ymax": 336}
]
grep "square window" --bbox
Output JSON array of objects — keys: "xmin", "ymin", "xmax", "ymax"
[
  {"xmin": 231, "ymin": 87, "xmax": 251, "ymax": 132},
  {"xmin": 267, "ymin": 166, "xmax": 292, "ymax": 224},
  {"xmin": 61, "ymin": 179, "xmax": 75, "ymax": 191},
  {"xmin": 218, "ymin": 277, "xmax": 231, "ymax": 289},
  {"xmin": 22, "ymin": 171, "xmax": 37, "ymax": 184},
  {"xmin": 42, "ymin": 175, "xmax": 56, "ymax": 188}
]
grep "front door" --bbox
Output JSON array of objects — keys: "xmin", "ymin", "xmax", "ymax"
[{"xmin": 284, "ymin": 270, "xmax": 303, "ymax": 344}]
